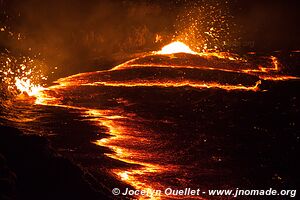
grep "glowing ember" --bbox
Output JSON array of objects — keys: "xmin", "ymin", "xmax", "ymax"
[{"xmin": 158, "ymin": 41, "xmax": 197, "ymax": 55}]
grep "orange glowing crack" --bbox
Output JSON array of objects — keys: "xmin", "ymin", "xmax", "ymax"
[{"xmin": 85, "ymin": 80, "xmax": 261, "ymax": 91}]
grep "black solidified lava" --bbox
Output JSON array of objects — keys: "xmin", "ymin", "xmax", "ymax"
[{"xmin": 0, "ymin": 126, "xmax": 113, "ymax": 200}]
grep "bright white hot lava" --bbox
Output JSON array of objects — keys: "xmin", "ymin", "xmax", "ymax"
[{"xmin": 158, "ymin": 41, "xmax": 197, "ymax": 55}]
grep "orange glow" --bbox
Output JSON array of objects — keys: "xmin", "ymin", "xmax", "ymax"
[
  {"xmin": 258, "ymin": 75, "xmax": 299, "ymax": 81},
  {"xmin": 87, "ymin": 109, "xmax": 168, "ymax": 200},
  {"xmin": 15, "ymin": 77, "xmax": 45, "ymax": 97},
  {"xmin": 0, "ymin": 55, "xmax": 47, "ymax": 98},
  {"xmin": 9, "ymin": 40, "xmax": 297, "ymax": 200},
  {"xmin": 158, "ymin": 41, "xmax": 197, "ymax": 55},
  {"xmin": 85, "ymin": 80, "xmax": 261, "ymax": 91},
  {"xmin": 155, "ymin": 41, "xmax": 243, "ymax": 61}
]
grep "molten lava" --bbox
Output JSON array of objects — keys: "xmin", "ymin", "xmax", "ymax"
[
  {"xmin": 0, "ymin": 55, "xmax": 47, "ymax": 98},
  {"xmin": 158, "ymin": 41, "xmax": 197, "ymax": 55},
  {"xmin": 15, "ymin": 77, "xmax": 45, "ymax": 97},
  {"xmin": 4, "ymin": 40, "xmax": 298, "ymax": 200}
]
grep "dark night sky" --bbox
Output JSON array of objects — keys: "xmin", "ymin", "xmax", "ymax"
[{"xmin": 232, "ymin": 0, "xmax": 300, "ymax": 51}]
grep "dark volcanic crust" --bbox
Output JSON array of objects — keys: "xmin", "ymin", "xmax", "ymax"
[{"xmin": 0, "ymin": 126, "xmax": 113, "ymax": 200}]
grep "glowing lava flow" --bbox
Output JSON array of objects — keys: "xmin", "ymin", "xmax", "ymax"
[
  {"xmin": 85, "ymin": 80, "xmax": 261, "ymax": 92},
  {"xmin": 31, "ymin": 42, "xmax": 299, "ymax": 107},
  {"xmin": 111, "ymin": 42, "xmax": 299, "ymax": 83},
  {"xmin": 89, "ymin": 110, "xmax": 169, "ymax": 200},
  {"xmin": 32, "ymin": 83, "xmax": 172, "ymax": 199},
  {"xmin": 112, "ymin": 42, "xmax": 242, "ymax": 71},
  {"xmin": 11, "ymin": 41, "xmax": 297, "ymax": 200}
]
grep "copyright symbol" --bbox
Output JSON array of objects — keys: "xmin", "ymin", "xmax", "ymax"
[{"xmin": 112, "ymin": 188, "xmax": 120, "ymax": 195}]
